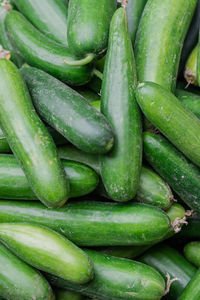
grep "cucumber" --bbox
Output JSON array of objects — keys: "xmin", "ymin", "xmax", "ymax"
[
  {"xmin": 95, "ymin": 56, "xmax": 106, "ymax": 73},
  {"xmin": 0, "ymin": 223, "xmax": 93, "ymax": 284},
  {"xmin": 66, "ymin": 0, "xmax": 116, "ymax": 65},
  {"xmin": 5, "ymin": 11, "xmax": 93, "ymax": 86},
  {"xmin": 143, "ymin": 131, "xmax": 200, "ymax": 213},
  {"xmin": 100, "ymin": 7, "xmax": 142, "ymax": 201},
  {"xmin": 0, "ymin": 59, "xmax": 69, "ymax": 208},
  {"xmin": 0, "ymin": 127, "xmax": 10, "ymax": 153},
  {"xmin": 178, "ymin": 214, "xmax": 200, "ymax": 240},
  {"xmin": 136, "ymin": 82, "xmax": 200, "ymax": 167},
  {"xmin": 55, "ymin": 289, "xmax": 83, "ymax": 300},
  {"xmin": 198, "ymin": 37, "xmax": 200, "ymax": 85},
  {"xmin": 175, "ymin": 89, "xmax": 200, "ymax": 118},
  {"xmin": 0, "ymin": 154, "xmax": 98, "ymax": 199},
  {"xmin": 75, "ymin": 88, "xmax": 100, "ymax": 101},
  {"xmin": 14, "ymin": 0, "xmax": 68, "ymax": 45},
  {"xmin": 184, "ymin": 44, "xmax": 198, "ymax": 86},
  {"xmin": 47, "ymin": 249, "xmax": 165, "ymax": 300},
  {"xmin": 178, "ymin": 269, "xmax": 200, "ymax": 300},
  {"xmin": 0, "ymin": 242, "xmax": 53, "ymax": 300},
  {"xmin": 184, "ymin": 241, "xmax": 200, "ymax": 267},
  {"xmin": 0, "ymin": 201, "xmax": 171, "ymax": 246},
  {"xmin": 21, "ymin": 65, "xmax": 114, "ymax": 154},
  {"xmin": 140, "ymin": 244, "xmax": 197, "ymax": 300},
  {"xmin": 135, "ymin": 0, "xmax": 197, "ymax": 92}
]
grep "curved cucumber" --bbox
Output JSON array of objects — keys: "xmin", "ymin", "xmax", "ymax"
[
  {"xmin": 0, "ymin": 242, "xmax": 53, "ymax": 300},
  {"xmin": 175, "ymin": 89, "xmax": 200, "ymax": 118},
  {"xmin": 184, "ymin": 44, "xmax": 198, "ymax": 86},
  {"xmin": 178, "ymin": 269, "xmax": 200, "ymax": 300},
  {"xmin": 184, "ymin": 241, "xmax": 200, "ymax": 267},
  {"xmin": 47, "ymin": 249, "xmax": 165, "ymax": 300},
  {"xmin": 135, "ymin": 0, "xmax": 197, "ymax": 92},
  {"xmin": 136, "ymin": 82, "xmax": 200, "ymax": 167},
  {"xmin": 21, "ymin": 65, "xmax": 114, "ymax": 154},
  {"xmin": 55, "ymin": 289, "xmax": 83, "ymax": 300},
  {"xmin": 140, "ymin": 244, "xmax": 197, "ymax": 300},
  {"xmin": 0, "ymin": 201, "xmax": 171, "ymax": 246},
  {"xmin": 14, "ymin": 0, "xmax": 68, "ymax": 45},
  {"xmin": 5, "ymin": 11, "xmax": 93, "ymax": 86},
  {"xmin": 0, "ymin": 59, "xmax": 68, "ymax": 208},
  {"xmin": 0, "ymin": 223, "xmax": 93, "ymax": 284},
  {"xmin": 100, "ymin": 7, "xmax": 142, "ymax": 201}
]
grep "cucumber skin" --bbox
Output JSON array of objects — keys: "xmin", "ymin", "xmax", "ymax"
[
  {"xmin": 198, "ymin": 35, "xmax": 200, "ymax": 85},
  {"xmin": 55, "ymin": 289, "xmax": 83, "ymax": 300},
  {"xmin": 21, "ymin": 65, "xmax": 114, "ymax": 154},
  {"xmin": 143, "ymin": 131, "xmax": 200, "ymax": 213},
  {"xmin": 136, "ymin": 82, "xmax": 200, "ymax": 168},
  {"xmin": 185, "ymin": 44, "xmax": 198, "ymax": 86},
  {"xmin": 184, "ymin": 242, "xmax": 200, "ymax": 267},
  {"xmin": 140, "ymin": 244, "xmax": 197, "ymax": 300},
  {"xmin": 175, "ymin": 89, "xmax": 200, "ymax": 118},
  {"xmin": 0, "ymin": 223, "xmax": 93, "ymax": 284},
  {"xmin": 47, "ymin": 249, "xmax": 165, "ymax": 300},
  {"xmin": 0, "ymin": 155, "xmax": 98, "ymax": 199},
  {"xmin": 0, "ymin": 242, "xmax": 53, "ymax": 300},
  {"xmin": 67, "ymin": 0, "xmax": 116, "ymax": 57},
  {"xmin": 100, "ymin": 8, "xmax": 142, "ymax": 201},
  {"xmin": 14, "ymin": 0, "xmax": 68, "ymax": 45},
  {"xmin": 178, "ymin": 269, "xmax": 200, "ymax": 300},
  {"xmin": 178, "ymin": 214, "xmax": 200, "ymax": 240},
  {"xmin": 0, "ymin": 59, "xmax": 69, "ymax": 208},
  {"xmin": 5, "ymin": 11, "xmax": 93, "ymax": 86},
  {"xmin": 0, "ymin": 201, "xmax": 171, "ymax": 247},
  {"xmin": 135, "ymin": 0, "xmax": 197, "ymax": 92}
]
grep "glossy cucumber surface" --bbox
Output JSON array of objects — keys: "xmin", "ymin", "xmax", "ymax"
[
  {"xmin": 21, "ymin": 65, "xmax": 114, "ymax": 154},
  {"xmin": 5, "ymin": 11, "xmax": 93, "ymax": 86},
  {"xmin": 175, "ymin": 89, "xmax": 200, "ymax": 118},
  {"xmin": 135, "ymin": 0, "xmax": 197, "ymax": 91},
  {"xmin": 0, "ymin": 201, "xmax": 171, "ymax": 246},
  {"xmin": 0, "ymin": 59, "xmax": 68, "ymax": 208},
  {"xmin": 184, "ymin": 241, "xmax": 200, "ymax": 267},
  {"xmin": 178, "ymin": 269, "xmax": 200, "ymax": 300}
]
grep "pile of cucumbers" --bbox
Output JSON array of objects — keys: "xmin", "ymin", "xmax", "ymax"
[{"xmin": 0, "ymin": 0, "xmax": 200, "ymax": 299}]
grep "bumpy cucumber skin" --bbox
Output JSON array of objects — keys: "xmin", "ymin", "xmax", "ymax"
[
  {"xmin": 143, "ymin": 131, "xmax": 200, "ymax": 213},
  {"xmin": 101, "ymin": 8, "xmax": 142, "ymax": 202},
  {"xmin": 140, "ymin": 244, "xmax": 197, "ymax": 300},
  {"xmin": 184, "ymin": 242, "xmax": 200, "ymax": 267},
  {"xmin": 135, "ymin": 0, "xmax": 197, "ymax": 92},
  {"xmin": 67, "ymin": 0, "xmax": 116, "ymax": 57},
  {"xmin": 47, "ymin": 249, "xmax": 165, "ymax": 300},
  {"xmin": 178, "ymin": 269, "xmax": 200, "ymax": 300},
  {"xmin": 0, "ymin": 201, "xmax": 171, "ymax": 247},
  {"xmin": 185, "ymin": 44, "xmax": 198, "ymax": 86},
  {"xmin": 21, "ymin": 65, "xmax": 114, "ymax": 154},
  {"xmin": 14, "ymin": 0, "xmax": 68, "ymax": 45},
  {"xmin": 0, "ymin": 242, "xmax": 53, "ymax": 300},
  {"xmin": 55, "ymin": 289, "xmax": 83, "ymax": 300},
  {"xmin": 5, "ymin": 11, "xmax": 93, "ymax": 86},
  {"xmin": 175, "ymin": 89, "xmax": 200, "ymax": 118},
  {"xmin": 0, "ymin": 59, "xmax": 69, "ymax": 208},
  {"xmin": 0, "ymin": 223, "xmax": 93, "ymax": 284},
  {"xmin": 136, "ymin": 82, "xmax": 200, "ymax": 168}
]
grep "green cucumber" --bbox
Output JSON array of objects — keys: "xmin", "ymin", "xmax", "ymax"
[
  {"xmin": 14, "ymin": 0, "xmax": 68, "ymax": 45},
  {"xmin": 0, "ymin": 59, "xmax": 69, "ymax": 208},
  {"xmin": 0, "ymin": 127, "xmax": 11, "ymax": 153},
  {"xmin": 184, "ymin": 44, "xmax": 198, "ymax": 86},
  {"xmin": 0, "ymin": 242, "xmax": 53, "ymax": 300},
  {"xmin": 55, "ymin": 289, "xmax": 83, "ymax": 300},
  {"xmin": 100, "ymin": 7, "xmax": 142, "ymax": 202},
  {"xmin": 135, "ymin": 0, "xmax": 197, "ymax": 92},
  {"xmin": 5, "ymin": 11, "xmax": 93, "ymax": 86},
  {"xmin": 178, "ymin": 269, "xmax": 200, "ymax": 300},
  {"xmin": 0, "ymin": 154, "xmax": 98, "ymax": 199},
  {"xmin": 184, "ymin": 241, "xmax": 200, "ymax": 267},
  {"xmin": 95, "ymin": 56, "xmax": 106, "ymax": 73},
  {"xmin": 75, "ymin": 88, "xmax": 100, "ymax": 101},
  {"xmin": 175, "ymin": 89, "xmax": 200, "ymax": 118},
  {"xmin": 47, "ymin": 249, "xmax": 165, "ymax": 300},
  {"xmin": 66, "ymin": 0, "xmax": 116, "ymax": 65},
  {"xmin": 140, "ymin": 244, "xmax": 197, "ymax": 300},
  {"xmin": 178, "ymin": 214, "xmax": 200, "ymax": 239},
  {"xmin": 0, "ymin": 223, "xmax": 93, "ymax": 284},
  {"xmin": 21, "ymin": 65, "xmax": 114, "ymax": 154},
  {"xmin": 136, "ymin": 82, "xmax": 200, "ymax": 167},
  {"xmin": 198, "ymin": 36, "xmax": 200, "ymax": 85},
  {"xmin": 143, "ymin": 131, "xmax": 200, "ymax": 213},
  {"xmin": 0, "ymin": 201, "xmax": 172, "ymax": 246}
]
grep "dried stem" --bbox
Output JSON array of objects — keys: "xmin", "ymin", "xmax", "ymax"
[
  {"xmin": 164, "ymin": 273, "xmax": 179, "ymax": 296},
  {"xmin": 172, "ymin": 216, "xmax": 188, "ymax": 233}
]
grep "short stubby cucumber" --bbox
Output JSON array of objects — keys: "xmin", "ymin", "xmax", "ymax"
[
  {"xmin": 184, "ymin": 44, "xmax": 198, "ymax": 86},
  {"xmin": 184, "ymin": 241, "xmax": 200, "ymax": 267},
  {"xmin": 0, "ymin": 59, "xmax": 69, "ymax": 208},
  {"xmin": 178, "ymin": 269, "xmax": 200, "ymax": 300},
  {"xmin": 0, "ymin": 223, "xmax": 94, "ymax": 284}
]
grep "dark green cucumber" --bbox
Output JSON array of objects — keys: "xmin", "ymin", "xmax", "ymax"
[
  {"xmin": 143, "ymin": 131, "xmax": 200, "ymax": 213},
  {"xmin": 0, "ymin": 201, "xmax": 171, "ymax": 246},
  {"xmin": 0, "ymin": 154, "xmax": 98, "ymax": 199},
  {"xmin": 75, "ymin": 87, "xmax": 100, "ymax": 101},
  {"xmin": 21, "ymin": 65, "xmax": 114, "ymax": 154},
  {"xmin": 178, "ymin": 269, "xmax": 200, "ymax": 300},
  {"xmin": 100, "ymin": 7, "xmax": 142, "ymax": 202},
  {"xmin": 140, "ymin": 244, "xmax": 197, "ymax": 300},
  {"xmin": 0, "ymin": 59, "xmax": 69, "ymax": 208},
  {"xmin": 0, "ymin": 242, "xmax": 53, "ymax": 300},
  {"xmin": 14, "ymin": 0, "xmax": 68, "ymax": 45},
  {"xmin": 0, "ymin": 223, "xmax": 93, "ymax": 284},
  {"xmin": 5, "ymin": 11, "xmax": 93, "ymax": 86},
  {"xmin": 55, "ymin": 289, "xmax": 83, "ymax": 300},
  {"xmin": 135, "ymin": 0, "xmax": 197, "ymax": 92},
  {"xmin": 66, "ymin": 0, "xmax": 116, "ymax": 65},
  {"xmin": 47, "ymin": 249, "xmax": 165, "ymax": 300},
  {"xmin": 184, "ymin": 241, "xmax": 200, "ymax": 267},
  {"xmin": 95, "ymin": 56, "xmax": 106, "ymax": 73},
  {"xmin": 175, "ymin": 89, "xmax": 200, "ymax": 118},
  {"xmin": 136, "ymin": 82, "xmax": 200, "ymax": 167},
  {"xmin": 0, "ymin": 127, "xmax": 10, "ymax": 153},
  {"xmin": 178, "ymin": 214, "xmax": 200, "ymax": 240},
  {"xmin": 184, "ymin": 44, "xmax": 198, "ymax": 86}
]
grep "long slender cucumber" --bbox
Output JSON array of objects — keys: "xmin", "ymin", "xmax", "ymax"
[
  {"xmin": 178, "ymin": 269, "xmax": 200, "ymax": 300},
  {"xmin": 100, "ymin": 7, "xmax": 142, "ymax": 201},
  {"xmin": 20, "ymin": 65, "xmax": 114, "ymax": 154},
  {"xmin": 136, "ymin": 82, "xmax": 200, "ymax": 167},
  {"xmin": 0, "ymin": 201, "xmax": 172, "ymax": 246},
  {"xmin": 135, "ymin": 0, "xmax": 197, "ymax": 91},
  {"xmin": 0, "ymin": 59, "xmax": 68, "ymax": 208},
  {"xmin": 184, "ymin": 241, "xmax": 200, "ymax": 267}
]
